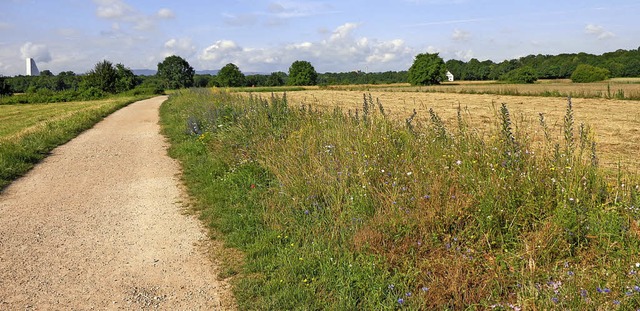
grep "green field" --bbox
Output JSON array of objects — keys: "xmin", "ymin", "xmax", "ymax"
[
  {"xmin": 0, "ymin": 96, "xmax": 151, "ymax": 190},
  {"xmin": 161, "ymin": 89, "xmax": 640, "ymax": 309}
]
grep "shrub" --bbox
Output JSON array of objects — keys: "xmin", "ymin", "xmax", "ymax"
[
  {"xmin": 499, "ymin": 66, "xmax": 538, "ymax": 84},
  {"xmin": 571, "ymin": 64, "xmax": 610, "ymax": 83}
]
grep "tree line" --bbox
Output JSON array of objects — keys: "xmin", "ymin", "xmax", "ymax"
[{"xmin": 2, "ymin": 47, "xmax": 639, "ymax": 101}]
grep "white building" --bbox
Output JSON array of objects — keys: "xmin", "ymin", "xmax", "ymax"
[
  {"xmin": 26, "ymin": 58, "xmax": 39, "ymax": 76},
  {"xmin": 446, "ymin": 71, "xmax": 454, "ymax": 82}
]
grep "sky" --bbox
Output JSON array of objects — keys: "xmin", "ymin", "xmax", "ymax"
[{"xmin": 1, "ymin": 0, "xmax": 639, "ymax": 76}]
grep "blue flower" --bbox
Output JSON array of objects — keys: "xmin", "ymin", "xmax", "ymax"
[
  {"xmin": 406, "ymin": 292, "xmax": 412, "ymax": 297},
  {"xmin": 397, "ymin": 298, "xmax": 404, "ymax": 304},
  {"xmin": 551, "ymin": 297, "xmax": 559, "ymax": 304},
  {"xmin": 421, "ymin": 287, "xmax": 429, "ymax": 292}
]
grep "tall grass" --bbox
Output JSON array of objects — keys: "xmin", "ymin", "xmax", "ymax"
[{"xmin": 161, "ymin": 89, "xmax": 640, "ymax": 309}]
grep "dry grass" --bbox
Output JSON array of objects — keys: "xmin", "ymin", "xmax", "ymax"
[
  {"xmin": 321, "ymin": 79, "xmax": 640, "ymax": 99},
  {"xmin": 283, "ymin": 90, "xmax": 640, "ymax": 172}
]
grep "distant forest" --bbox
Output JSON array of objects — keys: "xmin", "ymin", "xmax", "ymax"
[
  {"xmin": 315, "ymin": 47, "xmax": 640, "ymax": 85},
  {"xmin": 3, "ymin": 47, "xmax": 639, "ymax": 94}
]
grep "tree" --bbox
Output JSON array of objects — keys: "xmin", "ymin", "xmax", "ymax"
[
  {"xmin": 0, "ymin": 76, "xmax": 12, "ymax": 96},
  {"xmin": 499, "ymin": 66, "xmax": 538, "ymax": 84},
  {"xmin": 571, "ymin": 64, "xmax": 610, "ymax": 83},
  {"xmin": 408, "ymin": 53, "xmax": 446, "ymax": 85},
  {"xmin": 157, "ymin": 55, "xmax": 194, "ymax": 89},
  {"xmin": 266, "ymin": 71, "xmax": 287, "ymax": 86},
  {"xmin": 40, "ymin": 70, "xmax": 54, "ymax": 77},
  {"xmin": 84, "ymin": 60, "xmax": 117, "ymax": 93},
  {"xmin": 288, "ymin": 60, "xmax": 317, "ymax": 86},
  {"xmin": 217, "ymin": 63, "xmax": 245, "ymax": 87},
  {"xmin": 115, "ymin": 63, "xmax": 137, "ymax": 93}
]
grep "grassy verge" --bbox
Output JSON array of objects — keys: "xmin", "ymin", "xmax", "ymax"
[
  {"xmin": 0, "ymin": 95, "xmax": 153, "ymax": 190},
  {"xmin": 160, "ymin": 89, "xmax": 640, "ymax": 309}
]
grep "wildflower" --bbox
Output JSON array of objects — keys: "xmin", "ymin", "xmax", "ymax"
[
  {"xmin": 406, "ymin": 292, "xmax": 412, "ymax": 297},
  {"xmin": 388, "ymin": 284, "xmax": 395, "ymax": 290},
  {"xmin": 551, "ymin": 297, "xmax": 559, "ymax": 304},
  {"xmin": 397, "ymin": 298, "xmax": 404, "ymax": 304},
  {"xmin": 304, "ymin": 210, "xmax": 309, "ymax": 215},
  {"xmin": 423, "ymin": 195, "xmax": 430, "ymax": 199},
  {"xmin": 634, "ymin": 285, "xmax": 640, "ymax": 292},
  {"xmin": 580, "ymin": 289, "xmax": 588, "ymax": 298},
  {"xmin": 406, "ymin": 171, "xmax": 412, "ymax": 176},
  {"xmin": 597, "ymin": 287, "xmax": 611, "ymax": 294},
  {"xmin": 421, "ymin": 287, "xmax": 429, "ymax": 292},
  {"xmin": 613, "ymin": 300, "xmax": 620, "ymax": 305},
  {"xmin": 567, "ymin": 271, "xmax": 574, "ymax": 276}
]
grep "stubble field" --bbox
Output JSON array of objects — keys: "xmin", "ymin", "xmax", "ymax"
[{"xmin": 284, "ymin": 89, "xmax": 640, "ymax": 172}]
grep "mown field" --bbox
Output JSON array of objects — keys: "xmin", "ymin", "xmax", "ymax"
[
  {"xmin": 283, "ymin": 90, "xmax": 640, "ymax": 173},
  {"xmin": 0, "ymin": 96, "xmax": 151, "ymax": 190},
  {"xmin": 161, "ymin": 88, "xmax": 640, "ymax": 310},
  {"xmin": 321, "ymin": 78, "xmax": 640, "ymax": 100}
]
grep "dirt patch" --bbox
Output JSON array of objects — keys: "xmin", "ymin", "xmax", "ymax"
[{"xmin": 0, "ymin": 96, "xmax": 235, "ymax": 310}]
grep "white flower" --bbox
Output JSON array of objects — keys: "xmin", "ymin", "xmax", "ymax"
[{"xmin": 406, "ymin": 172, "xmax": 412, "ymax": 176}]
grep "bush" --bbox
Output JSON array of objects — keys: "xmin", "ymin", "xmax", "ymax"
[
  {"xmin": 499, "ymin": 66, "xmax": 538, "ymax": 84},
  {"xmin": 571, "ymin": 64, "xmax": 610, "ymax": 83}
]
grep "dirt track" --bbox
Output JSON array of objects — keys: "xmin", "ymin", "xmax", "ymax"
[{"xmin": 0, "ymin": 96, "xmax": 234, "ymax": 310}]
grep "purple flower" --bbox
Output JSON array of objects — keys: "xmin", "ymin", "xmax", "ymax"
[
  {"xmin": 304, "ymin": 210, "xmax": 309, "ymax": 215},
  {"xmin": 580, "ymin": 289, "xmax": 588, "ymax": 298},
  {"xmin": 421, "ymin": 287, "xmax": 429, "ymax": 292},
  {"xmin": 634, "ymin": 285, "xmax": 640, "ymax": 292},
  {"xmin": 597, "ymin": 287, "xmax": 611, "ymax": 294},
  {"xmin": 613, "ymin": 300, "xmax": 620, "ymax": 305},
  {"xmin": 406, "ymin": 292, "xmax": 412, "ymax": 297},
  {"xmin": 397, "ymin": 298, "xmax": 404, "ymax": 304},
  {"xmin": 551, "ymin": 297, "xmax": 559, "ymax": 304}
]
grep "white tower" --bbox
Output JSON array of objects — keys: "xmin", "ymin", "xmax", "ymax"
[{"xmin": 26, "ymin": 58, "xmax": 40, "ymax": 76}]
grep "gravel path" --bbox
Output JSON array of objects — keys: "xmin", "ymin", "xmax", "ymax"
[{"xmin": 0, "ymin": 96, "xmax": 234, "ymax": 310}]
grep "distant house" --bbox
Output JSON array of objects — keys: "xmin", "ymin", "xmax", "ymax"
[{"xmin": 446, "ymin": 71, "xmax": 454, "ymax": 82}]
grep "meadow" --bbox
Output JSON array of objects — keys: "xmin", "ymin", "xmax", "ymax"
[
  {"xmin": 161, "ymin": 88, "xmax": 640, "ymax": 310},
  {"xmin": 0, "ymin": 96, "xmax": 151, "ymax": 190}
]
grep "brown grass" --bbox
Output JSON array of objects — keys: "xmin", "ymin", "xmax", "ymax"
[{"xmin": 282, "ymin": 90, "xmax": 640, "ymax": 172}]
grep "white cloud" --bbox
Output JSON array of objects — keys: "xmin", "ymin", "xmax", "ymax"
[
  {"xmin": 454, "ymin": 49, "xmax": 474, "ymax": 61},
  {"xmin": 452, "ymin": 29, "xmax": 471, "ymax": 41},
  {"xmin": 20, "ymin": 42, "xmax": 52, "ymax": 63},
  {"xmin": 94, "ymin": 0, "xmax": 134, "ymax": 19},
  {"xmin": 157, "ymin": 8, "xmax": 175, "ymax": 19},
  {"xmin": 199, "ymin": 40, "xmax": 243, "ymax": 62},
  {"xmin": 197, "ymin": 23, "xmax": 414, "ymax": 72},
  {"xmin": 92, "ymin": 0, "xmax": 169, "ymax": 32},
  {"xmin": 164, "ymin": 38, "xmax": 196, "ymax": 57},
  {"xmin": 585, "ymin": 24, "xmax": 615, "ymax": 40}
]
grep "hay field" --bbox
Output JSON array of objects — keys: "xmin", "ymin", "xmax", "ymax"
[
  {"xmin": 283, "ymin": 90, "xmax": 640, "ymax": 172},
  {"xmin": 323, "ymin": 79, "xmax": 640, "ymax": 99}
]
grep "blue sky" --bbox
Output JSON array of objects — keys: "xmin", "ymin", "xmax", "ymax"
[{"xmin": 1, "ymin": 0, "xmax": 638, "ymax": 76}]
